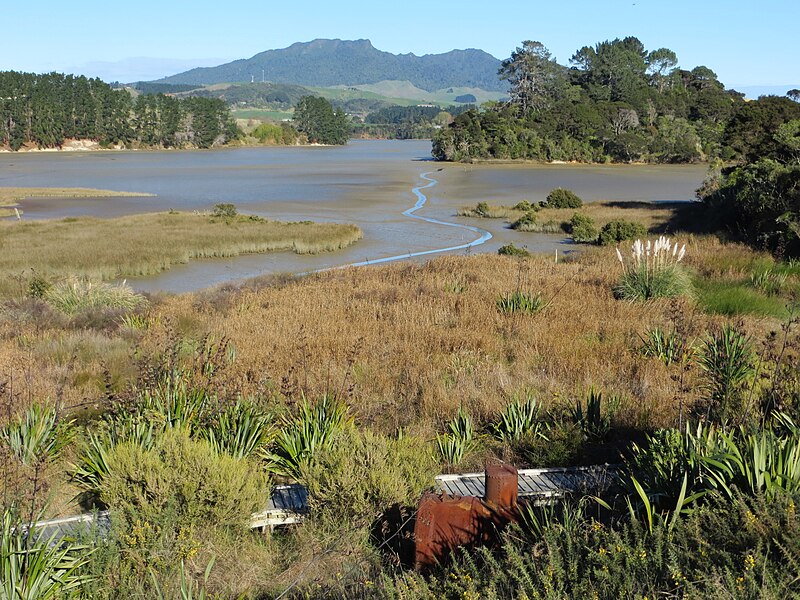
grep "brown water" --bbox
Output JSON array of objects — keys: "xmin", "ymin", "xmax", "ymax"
[{"xmin": 0, "ymin": 141, "xmax": 707, "ymax": 293}]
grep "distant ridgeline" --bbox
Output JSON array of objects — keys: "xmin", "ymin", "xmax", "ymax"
[
  {"xmin": 432, "ymin": 37, "xmax": 800, "ymax": 164},
  {"xmin": 156, "ymin": 39, "xmax": 504, "ymax": 92},
  {"xmin": 0, "ymin": 72, "xmax": 239, "ymax": 151}
]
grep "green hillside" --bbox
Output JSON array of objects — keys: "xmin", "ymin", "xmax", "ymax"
[{"xmin": 157, "ymin": 39, "xmax": 505, "ymax": 92}]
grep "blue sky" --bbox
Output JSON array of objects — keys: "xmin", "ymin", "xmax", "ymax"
[{"xmin": 3, "ymin": 0, "xmax": 798, "ymax": 91}]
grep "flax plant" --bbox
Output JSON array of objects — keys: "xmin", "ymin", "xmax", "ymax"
[{"xmin": 614, "ymin": 236, "xmax": 692, "ymax": 301}]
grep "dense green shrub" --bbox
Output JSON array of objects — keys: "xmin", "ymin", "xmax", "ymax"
[
  {"xmin": 101, "ymin": 427, "xmax": 267, "ymax": 531},
  {"xmin": 567, "ymin": 212, "xmax": 598, "ymax": 243},
  {"xmin": 301, "ymin": 427, "xmax": 435, "ymax": 523},
  {"xmin": 546, "ymin": 188, "xmax": 583, "ymax": 209},
  {"xmin": 513, "ymin": 200, "xmax": 533, "ymax": 211},
  {"xmin": 510, "ymin": 210, "xmax": 539, "ymax": 231},
  {"xmin": 497, "ymin": 243, "xmax": 530, "ymax": 257},
  {"xmin": 598, "ymin": 220, "xmax": 647, "ymax": 245}
]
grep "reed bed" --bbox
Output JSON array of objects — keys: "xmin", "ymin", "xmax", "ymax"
[
  {"xmin": 0, "ymin": 212, "xmax": 362, "ymax": 296},
  {"xmin": 0, "ymin": 187, "xmax": 153, "ymax": 208},
  {"xmin": 459, "ymin": 200, "xmax": 679, "ymax": 232}
]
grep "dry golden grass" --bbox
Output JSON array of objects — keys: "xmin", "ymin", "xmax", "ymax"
[
  {"xmin": 144, "ymin": 238, "xmax": 766, "ymax": 434},
  {"xmin": 0, "ymin": 212, "xmax": 362, "ymax": 296},
  {"xmin": 0, "ymin": 186, "xmax": 154, "ymax": 208},
  {"xmin": 0, "ymin": 236, "xmax": 786, "ymax": 437}
]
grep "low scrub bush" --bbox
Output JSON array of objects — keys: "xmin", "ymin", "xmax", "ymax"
[
  {"xmin": 301, "ymin": 427, "xmax": 435, "ymax": 524},
  {"xmin": 101, "ymin": 427, "xmax": 266, "ymax": 531},
  {"xmin": 510, "ymin": 210, "xmax": 539, "ymax": 231},
  {"xmin": 567, "ymin": 212, "xmax": 599, "ymax": 243},
  {"xmin": 614, "ymin": 237, "xmax": 692, "ymax": 301},
  {"xmin": 211, "ymin": 203, "xmax": 237, "ymax": 218},
  {"xmin": 598, "ymin": 219, "xmax": 647, "ymax": 245},
  {"xmin": 546, "ymin": 187, "xmax": 583, "ymax": 208},
  {"xmin": 497, "ymin": 243, "xmax": 530, "ymax": 257}
]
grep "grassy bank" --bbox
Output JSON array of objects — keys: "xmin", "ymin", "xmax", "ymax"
[{"xmin": 0, "ymin": 211, "xmax": 362, "ymax": 296}]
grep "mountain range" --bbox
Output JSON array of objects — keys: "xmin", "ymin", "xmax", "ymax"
[{"xmin": 156, "ymin": 39, "xmax": 505, "ymax": 92}]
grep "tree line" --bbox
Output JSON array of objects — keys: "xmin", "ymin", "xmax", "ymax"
[
  {"xmin": 432, "ymin": 37, "xmax": 796, "ymax": 164},
  {"xmin": 0, "ymin": 71, "xmax": 239, "ymax": 150}
]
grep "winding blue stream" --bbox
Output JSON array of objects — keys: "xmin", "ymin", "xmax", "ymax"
[{"xmin": 316, "ymin": 171, "xmax": 492, "ymax": 271}]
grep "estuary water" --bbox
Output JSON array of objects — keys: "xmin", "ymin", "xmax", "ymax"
[{"xmin": 0, "ymin": 140, "xmax": 707, "ymax": 293}]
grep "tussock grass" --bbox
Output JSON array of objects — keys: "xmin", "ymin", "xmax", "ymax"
[
  {"xmin": 694, "ymin": 279, "xmax": 790, "ymax": 318},
  {"xmin": 0, "ymin": 212, "xmax": 362, "ymax": 297}
]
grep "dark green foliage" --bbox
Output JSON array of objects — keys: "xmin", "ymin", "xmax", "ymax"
[
  {"xmin": 696, "ymin": 325, "xmax": 755, "ymax": 420},
  {"xmin": 572, "ymin": 387, "xmax": 610, "ymax": 440},
  {"xmin": 497, "ymin": 243, "xmax": 530, "ymax": 257},
  {"xmin": 546, "ymin": 188, "xmax": 583, "ymax": 208},
  {"xmin": 432, "ymin": 36, "xmax": 748, "ymax": 164},
  {"xmin": 0, "ymin": 71, "xmax": 239, "ymax": 151},
  {"xmin": 510, "ymin": 210, "xmax": 538, "ymax": 231},
  {"xmin": 567, "ymin": 212, "xmax": 599, "ymax": 243},
  {"xmin": 701, "ymin": 158, "xmax": 800, "ymax": 258},
  {"xmin": 293, "ymin": 96, "xmax": 350, "ymax": 145},
  {"xmin": 598, "ymin": 220, "xmax": 647, "ymax": 245}
]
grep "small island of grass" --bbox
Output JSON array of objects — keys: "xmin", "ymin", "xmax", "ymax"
[{"xmin": 0, "ymin": 210, "xmax": 362, "ymax": 297}]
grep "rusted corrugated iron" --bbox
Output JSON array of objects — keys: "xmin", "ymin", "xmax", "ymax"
[{"xmin": 414, "ymin": 464, "xmax": 520, "ymax": 571}]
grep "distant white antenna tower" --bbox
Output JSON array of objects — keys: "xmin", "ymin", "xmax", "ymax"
[{"xmin": 251, "ymin": 75, "xmax": 254, "ymax": 83}]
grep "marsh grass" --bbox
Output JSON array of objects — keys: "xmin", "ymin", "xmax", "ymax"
[
  {"xmin": 44, "ymin": 279, "xmax": 146, "ymax": 315},
  {"xmin": 0, "ymin": 187, "xmax": 152, "ymax": 209},
  {"xmin": 694, "ymin": 279, "xmax": 791, "ymax": 318},
  {"xmin": 460, "ymin": 200, "xmax": 677, "ymax": 235},
  {"xmin": 0, "ymin": 212, "xmax": 362, "ymax": 297}
]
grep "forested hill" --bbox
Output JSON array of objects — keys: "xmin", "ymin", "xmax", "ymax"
[
  {"xmin": 0, "ymin": 72, "xmax": 239, "ymax": 151},
  {"xmin": 432, "ymin": 38, "xmax": 800, "ymax": 164},
  {"xmin": 156, "ymin": 39, "xmax": 504, "ymax": 92}
]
